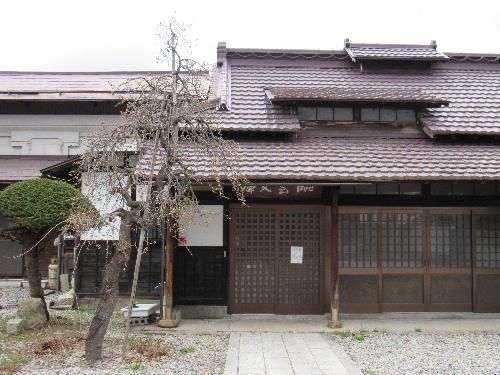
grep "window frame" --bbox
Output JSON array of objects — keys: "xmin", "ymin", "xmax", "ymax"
[{"xmin": 296, "ymin": 104, "xmax": 417, "ymax": 124}]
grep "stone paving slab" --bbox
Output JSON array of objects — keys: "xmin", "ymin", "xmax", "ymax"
[
  {"xmin": 137, "ymin": 312, "xmax": 500, "ymax": 335},
  {"xmin": 224, "ymin": 333, "xmax": 362, "ymax": 375}
]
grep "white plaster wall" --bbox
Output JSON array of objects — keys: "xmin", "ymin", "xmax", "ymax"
[{"xmin": 0, "ymin": 114, "xmax": 120, "ymax": 156}]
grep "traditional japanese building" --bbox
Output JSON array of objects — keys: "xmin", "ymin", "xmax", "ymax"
[
  {"xmin": 193, "ymin": 40, "xmax": 500, "ymax": 315},
  {"xmin": 10, "ymin": 40, "xmax": 500, "ymax": 315}
]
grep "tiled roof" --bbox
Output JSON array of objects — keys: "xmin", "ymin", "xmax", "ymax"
[
  {"xmin": 0, "ymin": 72, "xmax": 150, "ymax": 100},
  {"xmin": 232, "ymin": 134, "xmax": 500, "ymax": 181},
  {"xmin": 266, "ymin": 86, "xmax": 448, "ymax": 107},
  {"xmin": 0, "ymin": 71, "xmax": 210, "ymax": 102},
  {"xmin": 345, "ymin": 42, "xmax": 449, "ymax": 61},
  {"xmin": 216, "ymin": 58, "xmax": 500, "ymax": 135},
  {"xmin": 0, "ymin": 156, "xmax": 70, "ymax": 182},
  {"xmin": 138, "ymin": 132, "xmax": 500, "ymax": 181}
]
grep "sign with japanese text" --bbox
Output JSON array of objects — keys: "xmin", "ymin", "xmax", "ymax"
[{"xmin": 242, "ymin": 185, "xmax": 321, "ymax": 199}]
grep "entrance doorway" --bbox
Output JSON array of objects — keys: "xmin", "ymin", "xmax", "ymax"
[{"xmin": 229, "ymin": 205, "xmax": 324, "ymax": 314}]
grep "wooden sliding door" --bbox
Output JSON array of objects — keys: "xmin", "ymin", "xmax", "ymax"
[
  {"xmin": 380, "ymin": 210, "xmax": 425, "ymax": 312},
  {"xmin": 473, "ymin": 211, "xmax": 500, "ymax": 312},
  {"xmin": 338, "ymin": 207, "xmax": 496, "ymax": 313},
  {"xmin": 427, "ymin": 210, "xmax": 472, "ymax": 311}
]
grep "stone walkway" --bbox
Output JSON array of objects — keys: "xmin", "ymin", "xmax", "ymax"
[
  {"xmin": 137, "ymin": 312, "xmax": 500, "ymax": 335},
  {"xmin": 224, "ymin": 333, "xmax": 362, "ymax": 375}
]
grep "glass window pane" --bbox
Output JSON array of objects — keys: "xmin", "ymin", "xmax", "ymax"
[
  {"xmin": 400, "ymin": 183, "xmax": 422, "ymax": 195},
  {"xmin": 452, "ymin": 183, "xmax": 474, "ymax": 196},
  {"xmin": 339, "ymin": 185, "xmax": 355, "ymax": 194},
  {"xmin": 378, "ymin": 183, "xmax": 399, "ymax": 195},
  {"xmin": 431, "ymin": 215, "xmax": 471, "ymax": 267},
  {"xmin": 355, "ymin": 184, "xmax": 377, "ymax": 194},
  {"xmin": 339, "ymin": 213, "xmax": 378, "ymax": 268},
  {"xmin": 430, "ymin": 182, "xmax": 453, "ymax": 195},
  {"xmin": 297, "ymin": 106, "xmax": 316, "ymax": 120},
  {"xmin": 382, "ymin": 213, "xmax": 424, "ymax": 267},
  {"xmin": 380, "ymin": 108, "xmax": 397, "ymax": 122},
  {"xmin": 397, "ymin": 108, "xmax": 416, "ymax": 122},
  {"xmin": 334, "ymin": 107, "xmax": 354, "ymax": 121},
  {"xmin": 475, "ymin": 183, "xmax": 497, "ymax": 196},
  {"xmin": 317, "ymin": 107, "xmax": 333, "ymax": 120},
  {"xmin": 475, "ymin": 214, "xmax": 500, "ymax": 268},
  {"xmin": 361, "ymin": 108, "xmax": 380, "ymax": 121}
]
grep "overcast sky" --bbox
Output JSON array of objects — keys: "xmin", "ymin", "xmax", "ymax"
[{"xmin": 1, "ymin": 0, "xmax": 499, "ymax": 71}]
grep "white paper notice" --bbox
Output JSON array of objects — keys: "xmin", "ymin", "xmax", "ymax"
[{"xmin": 290, "ymin": 246, "xmax": 303, "ymax": 264}]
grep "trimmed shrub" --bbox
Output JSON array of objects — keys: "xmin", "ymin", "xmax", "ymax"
[{"xmin": 0, "ymin": 178, "xmax": 89, "ymax": 230}]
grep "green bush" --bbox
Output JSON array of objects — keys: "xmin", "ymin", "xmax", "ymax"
[{"xmin": 0, "ymin": 178, "xmax": 90, "ymax": 230}]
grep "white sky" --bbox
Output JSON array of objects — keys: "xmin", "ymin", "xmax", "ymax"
[{"xmin": 1, "ymin": 0, "xmax": 499, "ymax": 71}]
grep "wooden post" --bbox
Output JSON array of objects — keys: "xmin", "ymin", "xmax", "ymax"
[
  {"xmin": 159, "ymin": 219, "xmax": 166, "ymax": 320},
  {"xmin": 158, "ymin": 224, "xmax": 178, "ymax": 328},
  {"xmin": 165, "ymin": 225, "xmax": 174, "ymax": 321},
  {"xmin": 328, "ymin": 188, "xmax": 342, "ymax": 328}
]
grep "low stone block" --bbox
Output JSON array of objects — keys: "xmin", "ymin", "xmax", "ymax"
[
  {"xmin": 158, "ymin": 308, "xmax": 182, "ymax": 328},
  {"xmin": 59, "ymin": 274, "xmax": 70, "ymax": 292},
  {"xmin": 18, "ymin": 298, "xmax": 48, "ymax": 329},
  {"xmin": 50, "ymin": 290, "xmax": 75, "ymax": 307},
  {"xmin": 6, "ymin": 318, "xmax": 25, "ymax": 335}
]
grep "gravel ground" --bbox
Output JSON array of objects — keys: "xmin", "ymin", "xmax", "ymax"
[
  {"xmin": 329, "ymin": 331, "xmax": 500, "ymax": 375},
  {"xmin": 18, "ymin": 333, "xmax": 228, "ymax": 375},
  {"xmin": 1, "ymin": 287, "xmax": 228, "ymax": 374},
  {"xmin": 0, "ymin": 287, "xmax": 63, "ymax": 318}
]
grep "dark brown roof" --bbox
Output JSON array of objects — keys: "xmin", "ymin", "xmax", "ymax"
[
  {"xmin": 214, "ymin": 51, "xmax": 500, "ymax": 135},
  {"xmin": 266, "ymin": 86, "xmax": 448, "ymax": 107},
  {"xmin": 0, "ymin": 156, "xmax": 71, "ymax": 183},
  {"xmin": 233, "ymin": 134, "xmax": 500, "ymax": 181},
  {"xmin": 344, "ymin": 41, "xmax": 449, "ymax": 61},
  {"xmin": 138, "ymin": 131, "xmax": 500, "ymax": 181}
]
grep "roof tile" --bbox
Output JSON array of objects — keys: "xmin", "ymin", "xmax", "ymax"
[
  {"xmin": 139, "ymin": 133, "xmax": 500, "ymax": 181},
  {"xmin": 218, "ymin": 62, "xmax": 500, "ymax": 135}
]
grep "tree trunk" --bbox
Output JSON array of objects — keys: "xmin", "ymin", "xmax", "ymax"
[
  {"xmin": 85, "ymin": 220, "xmax": 132, "ymax": 361},
  {"xmin": 23, "ymin": 235, "xmax": 49, "ymax": 321}
]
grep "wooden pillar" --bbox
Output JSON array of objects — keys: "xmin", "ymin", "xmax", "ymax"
[
  {"xmin": 158, "ymin": 224, "xmax": 178, "ymax": 327},
  {"xmin": 165, "ymin": 225, "xmax": 175, "ymax": 320},
  {"xmin": 159, "ymin": 219, "xmax": 166, "ymax": 320},
  {"xmin": 328, "ymin": 188, "xmax": 342, "ymax": 328}
]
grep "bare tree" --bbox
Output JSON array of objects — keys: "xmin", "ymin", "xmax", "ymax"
[{"xmin": 72, "ymin": 19, "xmax": 247, "ymax": 361}]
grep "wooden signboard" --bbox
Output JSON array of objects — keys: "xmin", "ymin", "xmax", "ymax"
[{"xmin": 243, "ymin": 184, "xmax": 321, "ymax": 199}]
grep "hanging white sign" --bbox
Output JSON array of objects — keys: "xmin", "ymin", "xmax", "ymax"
[
  {"xmin": 178, "ymin": 205, "xmax": 224, "ymax": 247},
  {"xmin": 290, "ymin": 246, "xmax": 303, "ymax": 264}
]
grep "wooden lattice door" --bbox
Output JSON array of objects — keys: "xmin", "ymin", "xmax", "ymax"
[
  {"xmin": 230, "ymin": 206, "xmax": 322, "ymax": 314},
  {"xmin": 231, "ymin": 208, "xmax": 277, "ymax": 313},
  {"xmin": 276, "ymin": 209, "xmax": 322, "ymax": 313}
]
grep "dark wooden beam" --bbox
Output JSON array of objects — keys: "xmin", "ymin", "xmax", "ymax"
[{"xmin": 328, "ymin": 188, "xmax": 342, "ymax": 328}]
